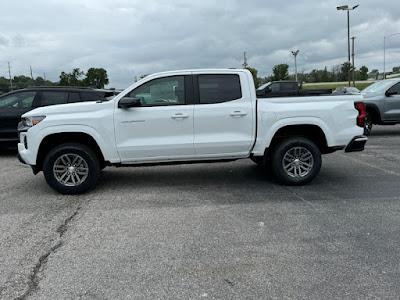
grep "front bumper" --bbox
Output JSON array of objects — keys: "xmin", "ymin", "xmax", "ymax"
[
  {"xmin": 345, "ymin": 135, "xmax": 367, "ymax": 152},
  {"xmin": 17, "ymin": 153, "xmax": 26, "ymax": 164}
]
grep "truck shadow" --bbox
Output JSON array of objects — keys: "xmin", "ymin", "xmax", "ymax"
[
  {"xmin": 92, "ymin": 160, "xmax": 378, "ymax": 206},
  {"xmin": 369, "ymin": 125, "xmax": 400, "ymax": 136},
  {"xmin": 0, "ymin": 147, "xmax": 18, "ymax": 157}
]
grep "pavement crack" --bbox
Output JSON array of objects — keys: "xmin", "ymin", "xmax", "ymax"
[
  {"xmin": 16, "ymin": 204, "xmax": 83, "ymax": 299},
  {"xmin": 16, "ymin": 241, "xmax": 63, "ymax": 300},
  {"xmin": 57, "ymin": 205, "xmax": 82, "ymax": 238},
  {"xmin": 224, "ymin": 278, "xmax": 235, "ymax": 286}
]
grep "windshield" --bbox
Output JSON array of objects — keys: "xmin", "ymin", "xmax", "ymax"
[
  {"xmin": 257, "ymin": 82, "xmax": 271, "ymax": 90},
  {"xmin": 362, "ymin": 81, "xmax": 396, "ymax": 93}
]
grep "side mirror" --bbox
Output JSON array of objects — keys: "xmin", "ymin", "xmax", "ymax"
[
  {"xmin": 265, "ymin": 86, "xmax": 272, "ymax": 93},
  {"xmin": 118, "ymin": 97, "xmax": 141, "ymax": 108},
  {"xmin": 385, "ymin": 90, "xmax": 397, "ymax": 97}
]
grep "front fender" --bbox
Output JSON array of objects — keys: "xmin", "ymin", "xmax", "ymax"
[{"xmin": 20, "ymin": 124, "xmax": 120, "ymax": 165}]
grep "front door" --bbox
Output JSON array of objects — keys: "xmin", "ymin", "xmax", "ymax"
[
  {"xmin": 114, "ymin": 75, "xmax": 195, "ymax": 163},
  {"xmin": 383, "ymin": 82, "xmax": 400, "ymax": 121}
]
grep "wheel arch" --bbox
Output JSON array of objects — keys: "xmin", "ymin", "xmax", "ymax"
[
  {"xmin": 36, "ymin": 132, "xmax": 106, "ymax": 172},
  {"xmin": 364, "ymin": 103, "xmax": 381, "ymax": 124},
  {"xmin": 267, "ymin": 124, "xmax": 329, "ymax": 158}
]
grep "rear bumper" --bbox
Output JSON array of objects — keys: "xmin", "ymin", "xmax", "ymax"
[{"xmin": 345, "ymin": 135, "xmax": 367, "ymax": 152}]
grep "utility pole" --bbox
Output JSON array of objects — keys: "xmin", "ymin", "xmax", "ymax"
[
  {"xmin": 291, "ymin": 50, "xmax": 299, "ymax": 82},
  {"xmin": 384, "ymin": 32, "xmax": 400, "ymax": 79},
  {"xmin": 351, "ymin": 37, "xmax": 356, "ymax": 86},
  {"xmin": 347, "ymin": 10, "xmax": 350, "ymax": 86},
  {"xmin": 8, "ymin": 62, "xmax": 13, "ymax": 91},
  {"xmin": 242, "ymin": 51, "xmax": 248, "ymax": 68},
  {"xmin": 30, "ymin": 66, "xmax": 34, "ymax": 84}
]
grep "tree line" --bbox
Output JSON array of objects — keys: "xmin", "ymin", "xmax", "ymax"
[
  {"xmin": 247, "ymin": 62, "xmax": 373, "ymax": 88},
  {"xmin": 0, "ymin": 67, "xmax": 109, "ymax": 94},
  {"xmin": 248, "ymin": 63, "xmax": 400, "ymax": 88},
  {"xmin": 2, "ymin": 63, "xmax": 400, "ymax": 94}
]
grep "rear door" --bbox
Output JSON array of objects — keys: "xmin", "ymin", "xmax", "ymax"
[
  {"xmin": 0, "ymin": 91, "xmax": 38, "ymax": 142},
  {"xmin": 193, "ymin": 72, "xmax": 255, "ymax": 157}
]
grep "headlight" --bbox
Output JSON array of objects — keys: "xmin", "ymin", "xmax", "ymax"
[{"xmin": 21, "ymin": 116, "xmax": 46, "ymax": 127}]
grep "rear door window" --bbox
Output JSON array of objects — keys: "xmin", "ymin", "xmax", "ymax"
[
  {"xmin": 198, "ymin": 74, "xmax": 242, "ymax": 104},
  {"xmin": 41, "ymin": 91, "xmax": 68, "ymax": 106},
  {"xmin": 68, "ymin": 92, "xmax": 81, "ymax": 103}
]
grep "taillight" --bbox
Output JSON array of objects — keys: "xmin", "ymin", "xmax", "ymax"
[{"xmin": 355, "ymin": 102, "xmax": 366, "ymax": 127}]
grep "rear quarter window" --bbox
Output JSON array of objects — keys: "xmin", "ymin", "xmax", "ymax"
[{"xmin": 198, "ymin": 74, "xmax": 242, "ymax": 104}]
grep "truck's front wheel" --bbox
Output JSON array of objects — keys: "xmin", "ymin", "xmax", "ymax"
[
  {"xmin": 43, "ymin": 143, "xmax": 100, "ymax": 194},
  {"xmin": 271, "ymin": 137, "xmax": 321, "ymax": 185}
]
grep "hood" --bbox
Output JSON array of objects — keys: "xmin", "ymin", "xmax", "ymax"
[{"xmin": 22, "ymin": 99, "xmax": 114, "ymax": 118}]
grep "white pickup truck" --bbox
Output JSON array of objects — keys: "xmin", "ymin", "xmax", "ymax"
[{"xmin": 17, "ymin": 69, "xmax": 367, "ymax": 194}]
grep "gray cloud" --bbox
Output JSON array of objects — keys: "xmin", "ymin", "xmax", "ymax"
[{"xmin": 1, "ymin": 0, "xmax": 399, "ymax": 88}]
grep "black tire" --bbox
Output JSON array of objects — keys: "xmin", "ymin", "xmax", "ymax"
[
  {"xmin": 43, "ymin": 143, "xmax": 100, "ymax": 194},
  {"xmin": 364, "ymin": 112, "xmax": 373, "ymax": 135},
  {"xmin": 271, "ymin": 137, "xmax": 321, "ymax": 186}
]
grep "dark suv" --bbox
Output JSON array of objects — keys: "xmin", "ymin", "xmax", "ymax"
[{"xmin": 0, "ymin": 87, "xmax": 106, "ymax": 147}]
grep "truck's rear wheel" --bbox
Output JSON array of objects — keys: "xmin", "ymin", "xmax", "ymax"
[
  {"xmin": 43, "ymin": 143, "xmax": 100, "ymax": 194},
  {"xmin": 271, "ymin": 137, "xmax": 321, "ymax": 185}
]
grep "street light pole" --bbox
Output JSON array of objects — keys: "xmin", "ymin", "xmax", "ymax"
[
  {"xmin": 384, "ymin": 33, "xmax": 400, "ymax": 79},
  {"xmin": 337, "ymin": 4, "xmax": 359, "ymax": 87},
  {"xmin": 351, "ymin": 37, "xmax": 356, "ymax": 86},
  {"xmin": 291, "ymin": 50, "xmax": 299, "ymax": 83}
]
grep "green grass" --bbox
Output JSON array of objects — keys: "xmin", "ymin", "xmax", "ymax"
[{"xmin": 302, "ymin": 82, "xmax": 373, "ymax": 91}]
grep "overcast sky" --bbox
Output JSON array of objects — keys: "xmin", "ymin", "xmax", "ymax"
[{"xmin": 1, "ymin": 0, "xmax": 399, "ymax": 88}]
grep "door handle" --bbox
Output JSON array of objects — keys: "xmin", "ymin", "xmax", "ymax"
[
  {"xmin": 171, "ymin": 113, "xmax": 189, "ymax": 119},
  {"xmin": 230, "ymin": 111, "xmax": 247, "ymax": 117}
]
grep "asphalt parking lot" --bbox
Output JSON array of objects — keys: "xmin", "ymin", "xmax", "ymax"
[{"xmin": 1, "ymin": 125, "xmax": 400, "ymax": 300}]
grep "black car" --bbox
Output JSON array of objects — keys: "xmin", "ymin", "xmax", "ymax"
[{"xmin": 0, "ymin": 87, "xmax": 107, "ymax": 147}]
